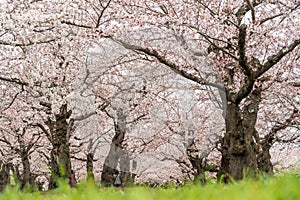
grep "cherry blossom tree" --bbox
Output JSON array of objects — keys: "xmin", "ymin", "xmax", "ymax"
[
  {"xmin": 1, "ymin": 0, "xmax": 299, "ymax": 187},
  {"xmin": 87, "ymin": 35, "xmax": 227, "ymax": 184},
  {"xmin": 0, "ymin": 0, "xmax": 107, "ymax": 188},
  {"xmin": 105, "ymin": 0, "xmax": 300, "ymax": 180}
]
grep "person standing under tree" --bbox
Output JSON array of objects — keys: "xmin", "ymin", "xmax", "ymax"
[{"xmin": 113, "ymin": 171, "xmax": 122, "ymax": 188}]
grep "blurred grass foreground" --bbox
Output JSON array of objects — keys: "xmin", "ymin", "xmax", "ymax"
[{"xmin": 0, "ymin": 174, "xmax": 299, "ymax": 200}]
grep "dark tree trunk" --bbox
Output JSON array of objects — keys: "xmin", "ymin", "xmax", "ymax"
[
  {"xmin": 86, "ymin": 139, "xmax": 95, "ymax": 181},
  {"xmin": 186, "ymin": 140, "xmax": 206, "ymax": 184},
  {"xmin": 189, "ymin": 157, "xmax": 206, "ymax": 184},
  {"xmin": 47, "ymin": 104, "xmax": 73, "ymax": 189},
  {"xmin": 86, "ymin": 152, "xmax": 95, "ymax": 181},
  {"xmin": 220, "ymin": 103, "xmax": 253, "ymax": 181},
  {"xmin": 257, "ymin": 139, "xmax": 273, "ymax": 173},
  {"xmin": 220, "ymin": 88, "xmax": 263, "ymax": 181},
  {"xmin": 0, "ymin": 162, "xmax": 10, "ymax": 192},
  {"xmin": 256, "ymin": 108, "xmax": 299, "ymax": 173},
  {"xmin": 20, "ymin": 149, "xmax": 33, "ymax": 189},
  {"xmin": 48, "ymin": 149, "xmax": 60, "ymax": 189}
]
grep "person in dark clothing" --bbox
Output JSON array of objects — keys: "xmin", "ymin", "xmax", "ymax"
[{"xmin": 113, "ymin": 171, "xmax": 122, "ymax": 187}]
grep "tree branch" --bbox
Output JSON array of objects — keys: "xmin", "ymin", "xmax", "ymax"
[
  {"xmin": 32, "ymin": 123, "xmax": 52, "ymax": 143},
  {"xmin": 193, "ymin": 0, "xmax": 238, "ymax": 28},
  {"xmin": 1, "ymin": 86, "xmax": 24, "ymax": 112},
  {"xmin": 291, "ymin": 82, "xmax": 300, "ymax": 87},
  {"xmin": 73, "ymin": 111, "xmax": 97, "ymax": 121},
  {"xmin": 233, "ymin": 75, "xmax": 258, "ymax": 104},
  {"xmin": 259, "ymin": 3, "xmax": 300, "ymax": 25},
  {"xmin": 264, "ymin": 109, "xmax": 299, "ymax": 145},
  {"xmin": 127, "ymin": 113, "xmax": 147, "ymax": 124},
  {"xmin": 61, "ymin": 20, "xmax": 93, "ymax": 29},
  {"xmin": 0, "ymin": 38, "xmax": 55, "ymax": 47},
  {"xmin": 0, "ymin": 137, "xmax": 11, "ymax": 146},
  {"xmin": 254, "ymin": 39, "xmax": 300, "ymax": 79},
  {"xmin": 246, "ymin": 0, "xmax": 255, "ymax": 23},
  {"xmin": 238, "ymin": 24, "xmax": 251, "ymax": 75},
  {"xmin": 235, "ymin": 0, "xmax": 263, "ymax": 24},
  {"xmin": 197, "ymin": 31, "xmax": 238, "ymax": 61},
  {"xmin": 0, "ymin": 75, "xmax": 29, "ymax": 86},
  {"xmin": 259, "ymin": 13, "xmax": 284, "ymax": 25},
  {"xmin": 95, "ymin": 0, "xmax": 112, "ymax": 28},
  {"xmin": 40, "ymin": 101, "xmax": 52, "ymax": 109},
  {"xmin": 117, "ymin": 40, "xmax": 225, "ymax": 91}
]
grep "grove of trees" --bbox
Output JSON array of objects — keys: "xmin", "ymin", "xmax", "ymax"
[{"xmin": 0, "ymin": 0, "xmax": 299, "ymax": 190}]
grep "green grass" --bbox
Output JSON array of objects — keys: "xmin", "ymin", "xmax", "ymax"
[{"xmin": 0, "ymin": 173, "xmax": 299, "ymax": 200}]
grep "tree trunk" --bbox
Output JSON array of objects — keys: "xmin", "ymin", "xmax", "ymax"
[
  {"xmin": 257, "ymin": 116, "xmax": 291, "ymax": 173},
  {"xmin": 256, "ymin": 107, "xmax": 298, "ymax": 173},
  {"xmin": 186, "ymin": 140, "xmax": 206, "ymax": 184},
  {"xmin": 86, "ymin": 152, "xmax": 95, "ymax": 181},
  {"xmin": 20, "ymin": 150, "xmax": 33, "ymax": 189},
  {"xmin": 257, "ymin": 139, "xmax": 273, "ymax": 173},
  {"xmin": 47, "ymin": 104, "xmax": 73, "ymax": 189},
  {"xmin": 220, "ymin": 88, "xmax": 263, "ymax": 181},
  {"xmin": 101, "ymin": 145, "xmax": 123, "ymax": 186},
  {"xmin": 101, "ymin": 108, "xmax": 126, "ymax": 186},
  {"xmin": 0, "ymin": 162, "xmax": 10, "ymax": 192},
  {"xmin": 48, "ymin": 151, "xmax": 59, "ymax": 189},
  {"xmin": 120, "ymin": 152, "xmax": 135, "ymax": 185}
]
